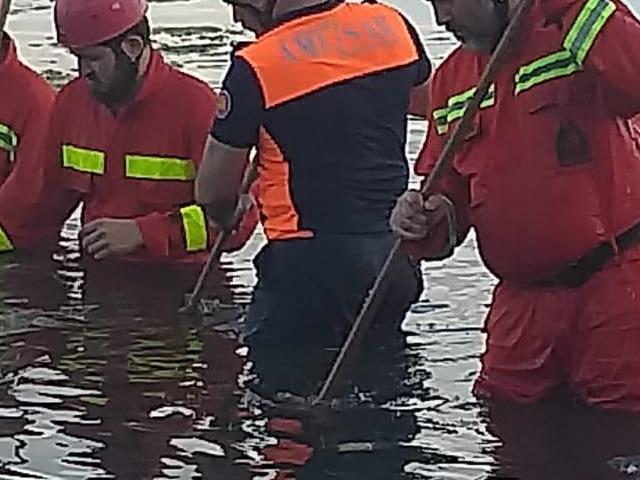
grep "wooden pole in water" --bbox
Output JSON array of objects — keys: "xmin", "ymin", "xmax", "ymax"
[
  {"xmin": 315, "ymin": 0, "xmax": 535, "ymax": 404},
  {"xmin": 181, "ymin": 158, "xmax": 258, "ymax": 314}
]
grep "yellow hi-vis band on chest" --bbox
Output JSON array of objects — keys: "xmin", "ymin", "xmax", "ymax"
[
  {"xmin": 180, "ymin": 204, "xmax": 208, "ymax": 252},
  {"xmin": 125, "ymin": 155, "xmax": 196, "ymax": 181},
  {"xmin": 62, "ymin": 145, "xmax": 105, "ymax": 174},
  {"xmin": 0, "ymin": 123, "xmax": 18, "ymax": 154},
  {"xmin": 433, "ymin": 84, "xmax": 496, "ymax": 135},
  {"xmin": 563, "ymin": 0, "xmax": 616, "ymax": 64},
  {"xmin": 514, "ymin": 0, "xmax": 616, "ymax": 94},
  {"xmin": 0, "ymin": 225, "xmax": 14, "ymax": 252}
]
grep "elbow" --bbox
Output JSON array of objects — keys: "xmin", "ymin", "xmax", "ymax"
[
  {"xmin": 195, "ymin": 136, "xmax": 248, "ymax": 226},
  {"xmin": 409, "ymin": 81, "xmax": 430, "ymax": 119},
  {"xmin": 194, "ymin": 176, "xmax": 211, "ymax": 211}
]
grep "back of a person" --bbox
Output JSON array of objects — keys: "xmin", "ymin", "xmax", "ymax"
[
  {"xmin": 206, "ymin": 0, "xmax": 431, "ymax": 398},
  {"xmin": 237, "ymin": 1, "xmax": 427, "ymax": 239},
  {"xmin": 202, "ymin": 0, "xmax": 431, "ymax": 397}
]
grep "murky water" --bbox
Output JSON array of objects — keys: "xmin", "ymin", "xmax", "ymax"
[{"xmin": 2, "ymin": 0, "xmax": 640, "ymax": 479}]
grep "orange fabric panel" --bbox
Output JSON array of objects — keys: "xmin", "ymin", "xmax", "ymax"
[
  {"xmin": 238, "ymin": 3, "xmax": 419, "ymax": 108},
  {"xmin": 257, "ymin": 127, "xmax": 313, "ymax": 240}
]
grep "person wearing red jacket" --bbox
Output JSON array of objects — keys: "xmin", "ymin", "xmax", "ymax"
[
  {"xmin": 0, "ymin": 0, "xmax": 258, "ymax": 263},
  {"xmin": 392, "ymin": 0, "xmax": 640, "ymax": 412},
  {"xmin": 0, "ymin": 0, "xmax": 54, "ymax": 189}
]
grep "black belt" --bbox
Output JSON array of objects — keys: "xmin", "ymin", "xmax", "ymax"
[{"xmin": 535, "ymin": 220, "xmax": 640, "ymax": 289}]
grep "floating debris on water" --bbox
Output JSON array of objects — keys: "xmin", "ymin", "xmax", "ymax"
[
  {"xmin": 149, "ymin": 406, "xmax": 197, "ymax": 420},
  {"xmin": 609, "ymin": 456, "xmax": 640, "ymax": 478}
]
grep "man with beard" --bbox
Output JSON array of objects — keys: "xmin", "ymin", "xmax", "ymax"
[
  {"xmin": 0, "ymin": 0, "xmax": 258, "ymax": 263},
  {"xmin": 391, "ymin": 0, "xmax": 640, "ymax": 412},
  {"xmin": 0, "ymin": 0, "xmax": 54, "ymax": 189}
]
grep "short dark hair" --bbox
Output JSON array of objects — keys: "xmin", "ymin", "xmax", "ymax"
[{"xmin": 104, "ymin": 16, "xmax": 151, "ymax": 49}]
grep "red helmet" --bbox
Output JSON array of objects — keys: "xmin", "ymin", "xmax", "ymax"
[{"xmin": 55, "ymin": 0, "xmax": 148, "ymax": 49}]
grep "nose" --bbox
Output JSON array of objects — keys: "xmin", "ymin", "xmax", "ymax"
[{"xmin": 431, "ymin": 0, "xmax": 453, "ymax": 26}]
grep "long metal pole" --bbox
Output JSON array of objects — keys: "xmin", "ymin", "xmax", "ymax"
[
  {"xmin": 315, "ymin": 0, "xmax": 534, "ymax": 403},
  {"xmin": 181, "ymin": 158, "xmax": 258, "ymax": 313}
]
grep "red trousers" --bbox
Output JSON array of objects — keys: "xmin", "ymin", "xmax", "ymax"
[{"xmin": 475, "ymin": 245, "xmax": 640, "ymax": 412}]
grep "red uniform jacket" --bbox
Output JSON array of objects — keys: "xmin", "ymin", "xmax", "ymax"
[
  {"xmin": 410, "ymin": 0, "xmax": 640, "ymax": 283},
  {"xmin": 0, "ymin": 35, "xmax": 54, "ymax": 189},
  {"xmin": 0, "ymin": 50, "xmax": 258, "ymax": 264}
]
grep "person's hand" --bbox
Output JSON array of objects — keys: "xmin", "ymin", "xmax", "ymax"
[
  {"xmin": 208, "ymin": 194, "xmax": 255, "ymax": 232},
  {"xmin": 81, "ymin": 218, "xmax": 144, "ymax": 260},
  {"xmin": 390, "ymin": 190, "xmax": 450, "ymax": 240}
]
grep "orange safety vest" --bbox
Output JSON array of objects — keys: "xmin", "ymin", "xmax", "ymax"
[{"xmin": 237, "ymin": 1, "xmax": 424, "ymax": 240}]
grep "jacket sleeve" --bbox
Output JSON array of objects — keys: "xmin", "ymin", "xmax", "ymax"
[
  {"xmin": 571, "ymin": 0, "xmax": 640, "ymax": 117},
  {"xmin": 134, "ymin": 88, "xmax": 259, "ymax": 260},
  {"xmin": 401, "ymin": 86, "xmax": 472, "ymax": 261},
  {"xmin": 134, "ymin": 180, "xmax": 259, "ymax": 258},
  {"xmin": 402, "ymin": 169, "xmax": 472, "ymax": 262},
  {"xmin": 0, "ymin": 92, "xmax": 81, "ymax": 252}
]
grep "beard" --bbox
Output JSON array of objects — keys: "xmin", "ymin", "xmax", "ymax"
[
  {"xmin": 91, "ymin": 51, "xmax": 140, "ymax": 107},
  {"xmin": 450, "ymin": 0, "xmax": 509, "ymax": 53}
]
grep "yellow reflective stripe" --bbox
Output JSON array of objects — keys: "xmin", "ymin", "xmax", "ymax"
[
  {"xmin": 432, "ymin": 84, "xmax": 495, "ymax": 135},
  {"xmin": 563, "ymin": 0, "xmax": 616, "ymax": 65},
  {"xmin": 480, "ymin": 86, "xmax": 497, "ymax": 109},
  {"xmin": 62, "ymin": 145, "xmax": 105, "ymax": 174},
  {"xmin": 0, "ymin": 123, "xmax": 18, "ymax": 153},
  {"xmin": 0, "ymin": 225, "xmax": 14, "ymax": 252},
  {"xmin": 125, "ymin": 155, "xmax": 195, "ymax": 181},
  {"xmin": 180, "ymin": 205, "xmax": 208, "ymax": 252},
  {"xmin": 433, "ymin": 108, "xmax": 449, "ymax": 135},
  {"xmin": 447, "ymin": 85, "xmax": 476, "ymax": 108},
  {"xmin": 515, "ymin": 50, "xmax": 580, "ymax": 95},
  {"xmin": 514, "ymin": 0, "xmax": 615, "ymax": 94}
]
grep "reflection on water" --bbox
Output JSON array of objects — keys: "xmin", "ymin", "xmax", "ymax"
[{"xmin": 2, "ymin": 0, "xmax": 640, "ymax": 478}]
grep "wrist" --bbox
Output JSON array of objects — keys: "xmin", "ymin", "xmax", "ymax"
[{"xmin": 431, "ymin": 193, "xmax": 458, "ymax": 257}]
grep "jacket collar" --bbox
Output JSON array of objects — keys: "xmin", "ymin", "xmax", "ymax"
[{"xmin": 131, "ymin": 49, "xmax": 169, "ymax": 105}]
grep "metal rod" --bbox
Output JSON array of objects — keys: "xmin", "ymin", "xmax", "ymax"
[
  {"xmin": 315, "ymin": 0, "xmax": 534, "ymax": 403},
  {"xmin": 181, "ymin": 158, "xmax": 258, "ymax": 313}
]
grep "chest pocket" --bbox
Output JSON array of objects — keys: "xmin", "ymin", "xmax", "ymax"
[
  {"xmin": 125, "ymin": 154, "xmax": 196, "ymax": 206},
  {"xmin": 518, "ymin": 73, "xmax": 595, "ymax": 169}
]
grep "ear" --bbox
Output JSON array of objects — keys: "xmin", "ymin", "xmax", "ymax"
[{"xmin": 120, "ymin": 35, "xmax": 145, "ymax": 62}]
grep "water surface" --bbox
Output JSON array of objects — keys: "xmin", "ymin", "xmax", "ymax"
[{"xmin": 2, "ymin": 1, "xmax": 640, "ymax": 478}]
